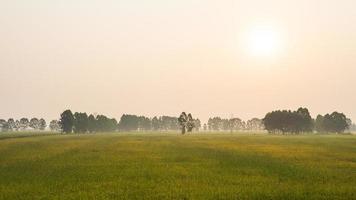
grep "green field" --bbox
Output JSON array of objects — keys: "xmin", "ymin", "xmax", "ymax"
[{"xmin": 0, "ymin": 133, "xmax": 355, "ymax": 200}]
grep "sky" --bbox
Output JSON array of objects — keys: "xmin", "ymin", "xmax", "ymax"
[{"xmin": 0, "ymin": 0, "xmax": 355, "ymax": 123}]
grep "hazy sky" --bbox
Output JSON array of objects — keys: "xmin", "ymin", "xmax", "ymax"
[{"xmin": 1, "ymin": 0, "xmax": 355, "ymax": 123}]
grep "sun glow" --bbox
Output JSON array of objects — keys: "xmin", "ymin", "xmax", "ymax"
[{"xmin": 246, "ymin": 26, "xmax": 283, "ymax": 57}]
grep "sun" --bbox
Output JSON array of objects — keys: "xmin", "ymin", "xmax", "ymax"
[{"xmin": 246, "ymin": 26, "xmax": 283, "ymax": 57}]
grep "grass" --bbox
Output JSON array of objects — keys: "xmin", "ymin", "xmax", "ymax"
[{"xmin": 0, "ymin": 132, "xmax": 355, "ymax": 199}]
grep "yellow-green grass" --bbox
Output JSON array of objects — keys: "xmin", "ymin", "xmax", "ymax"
[{"xmin": 0, "ymin": 133, "xmax": 355, "ymax": 200}]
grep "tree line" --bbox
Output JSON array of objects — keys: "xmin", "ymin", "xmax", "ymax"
[
  {"xmin": 59, "ymin": 110, "xmax": 118, "ymax": 133},
  {"xmin": 58, "ymin": 110, "xmax": 201, "ymax": 134},
  {"xmin": 117, "ymin": 114, "xmax": 191, "ymax": 132},
  {"xmin": 1, "ymin": 108, "xmax": 354, "ymax": 134},
  {"xmin": 0, "ymin": 118, "xmax": 47, "ymax": 132},
  {"xmin": 263, "ymin": 107, "xmax": 351, "ymax": 134},
  {"xmin": 205, "ymin": 117, "xmax": 264, "ymax": 132}
]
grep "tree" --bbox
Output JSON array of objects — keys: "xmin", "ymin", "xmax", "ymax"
[
  {"xmin": 118, "ymin": 114, "xmax": 140, "ymax": 131},
  {"xmin": 29, "ymin": 118, "xmax": 40, "ymax": 130},
  {"xmin": 60, "ymin": 110, "xmax": 74, "ymax": 133},
  {"xmin": 346, "ymin": 118, "xmax": 352, "ymax": 131},
  {"xmin": 108, "ymin": 118, "xmax": 118, "ymax": 132},
  {"xmin": 229, "ymin": 118, "xmax": 244, "ymax": 132},
  {"xmin": 138, "ymin": 116, "xmax": 151, "ymax": 131},
  {"xmin": 96, "ymin": 115, "xmax": 117, "ymax": 132},
  {"xmin": 323, "ymin": 112, "xmax": 349, "ymax": 133},
  {"xmin": 246, "ymin": 118, "xmax": 264, "ymax": 131},
  {"xmin": 178, "ymin": 112, "xmax": 195, "ymax": 134},
  {"xmin": 39, "ymin": 118, "xmax": 46, "ymax": 130},
  {"xmin": 186, "ymin": 113, "xmax": 195, "ymax": 132},
  {"xmin": 315, "ymin": 115, "xmax": 324, "ymax": 132},
  {"xmin": 151, "ymin": 116, "xmax": 160, "ymax": 131},
  {"xmin": 49, "ymin": 120, "xmax": 61, "ymax": 132},
  {"xmin": 208, "ymin": 117, "xmax": 223, "ymax": 131},
  {"xmin": 178, "ymin": 112, "xmax": 188, "ymax": 134},
  {"xmin": 88, "ymin": 114, "xmax": 97, "ymax": 133},
  {"xmin": 296, "ymin": 107, "xmax": 313, "ymax": 132},
  {"xmin": 73, "ymin": 112, "xmax": 89, "ymax": 133},
  {"xmin": 222, "ymin": 119, "xmax": 230, "ymax": 131},
  {"xmin": 0, "ymin": 119, "xmax": 7, "ymax": 132},
  {"xmin": 7, "ymin": 119, "xmax": 16, "ymax": 131},
  {"xmin": 160, "ymin": 116, "xmax": 179, "ymax": 131},
  {"xmin": 19, "ymin": 118, "xmax": 29, "ymax": 130},
  {"xmin": 263, "ymin": 108, "xmax": 313, "ymax": 134}
]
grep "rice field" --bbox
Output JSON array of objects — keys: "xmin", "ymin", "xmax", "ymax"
[{"xmin": 0, "ymin": 132, "xmax": 355, "ymax": 199}]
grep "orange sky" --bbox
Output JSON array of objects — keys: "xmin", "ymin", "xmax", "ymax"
[{"xmin": 0, "ymin": 0, "xmax": 355, "ymax": 123}]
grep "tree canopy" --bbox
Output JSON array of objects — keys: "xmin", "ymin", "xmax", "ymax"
[
  {"xmin": 263, "ymin": 108, "xmax": 313, "ymax": 134},
  {"xmin": 315, "ymin": 112, "xmax": 349, "ymax": 133}
]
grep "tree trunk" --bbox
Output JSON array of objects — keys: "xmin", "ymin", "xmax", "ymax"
[{"xmin": 181, "ymin": 126, "xmax": 186, "ymax": 135}]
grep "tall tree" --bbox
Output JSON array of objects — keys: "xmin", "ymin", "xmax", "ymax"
[
  {"xmin": 178, "ymin": 112, "xmax": 195, "ymax": 134},
  {"xmin": 178, "ymin": 112, "xmax": 188, "ymax": 134},
  {"xmin": 296, "ymin": 107, "xmax": 313, "ymax": 132},
  {"xmin": 60, "ymin": 110, "xmax": 74, "ymax": 133},
  {"xmin": 315, "ymin": 115, "xmax": 324, "ymax": 132},
  {"xmin": 186, "ymin": 113, "xmax": 195, "ymax": 132},
  {"xmin": 138, "ymin": 116, "xmax": 151, "ymax": 131},
  {"xmin": 39, "ymin": 118, "xmax": 46, "ymax": 130},
  {"xmin": 73, "ymin": 112, "xmax": 89, "ymax": 133},
  {"xmin": 87, "ymin": 114, "xmax": 97, "ymax": 133}
]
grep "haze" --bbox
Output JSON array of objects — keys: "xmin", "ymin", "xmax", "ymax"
[{"xmin": 1, "ymin": 0, "xmax": 355, "ymax": 122}]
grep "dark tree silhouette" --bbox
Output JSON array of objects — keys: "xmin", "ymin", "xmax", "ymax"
[
  {"xmin": 296, "ymin": 108, "xmax": 313, "ymax": 132},
  {"xmin": 263, "ymin": 108, "xmax": 313, "ymax": 134},
  {"xmin": 138, "ymin": 116, "xmax": 151, "ymax": 131},
  {"xmin": 74, "ymin": 112, "xmax": 89, "ymax": 133},
  {"xmin": 118, "ymin": 114, "xmax": 140, "ymax": 131},
  {"xmin": 186, "ymin": 114, "xmax": 195, "ymax": 132},
  {"xmin": 316, "ymin": 112, "xmax": 349, "ymax": 133},
  {"xmin": 88, "ymin": 114, "xmax": 97, "ymax": 133},
  {"xmin": 178, "ymin": 112, "xmax": 188, "ymax": 134},
  {"xmin": 178, "ymin": 112, "xmax": 195, "ymax": 134},
  {"xmin": 315, "ymin": 115, "xmax": 324, "ymax": 132},
  {"xmin": 60, "ymin": 110, "xmax": 74, "ymax": 133},
  {"xmin": 96, "ymin": 115, "xmax": 117, "ymax": 132}
]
